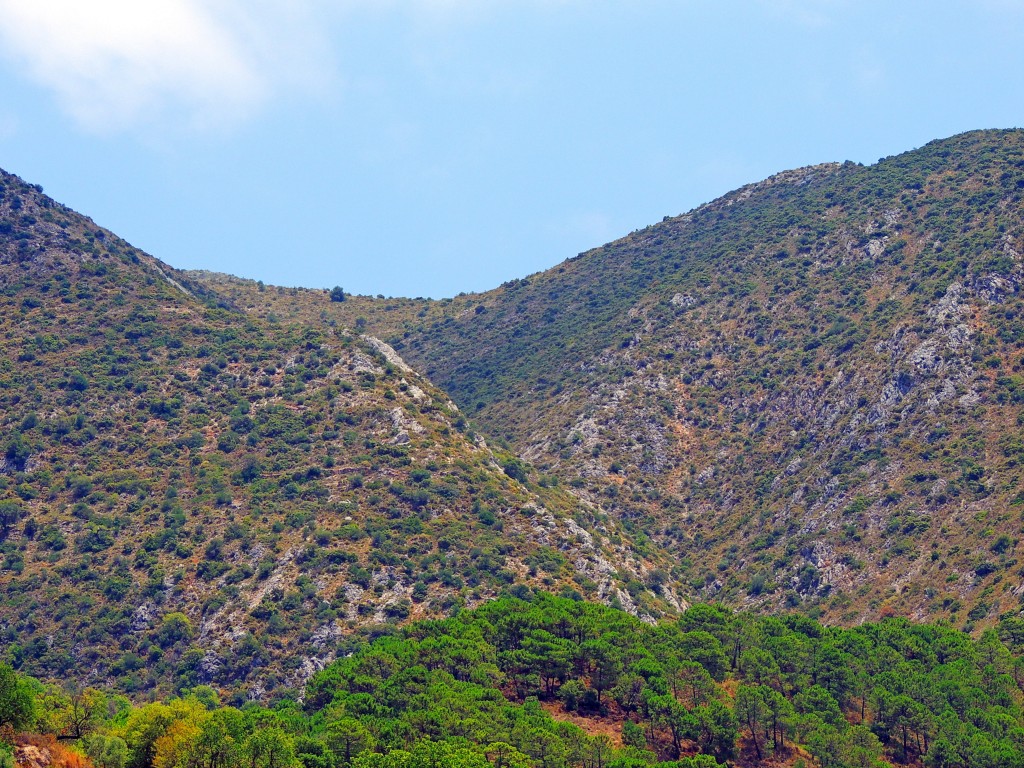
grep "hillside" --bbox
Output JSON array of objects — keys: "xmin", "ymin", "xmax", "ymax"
[
  {"xmin": 197, "ymin": 129, "xmax": 1024, "ymax": 628},
  {"xmin": 0, "ymin": 171, "xmax": 674, "ymax": 701},
  {"xmin": 9, "ymin": 595, "xmax": 1024, "ymax": 768}
]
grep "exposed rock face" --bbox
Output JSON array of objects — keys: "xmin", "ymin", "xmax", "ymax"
[
  {"xmin": 16, "ymin": 744, "xmax": 52, "ymax": 768},
  {"xmin": 362, "ymin": 335, "xmax": 414, "ymax": 373},
  {"xmin": 131, "ymin": 602, "xmax": 157, "ymax": 632}
]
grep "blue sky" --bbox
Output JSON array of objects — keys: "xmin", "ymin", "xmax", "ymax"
[{"xmin": 0, "ymin": 1, "xmax": 1022, "ymax": 298}]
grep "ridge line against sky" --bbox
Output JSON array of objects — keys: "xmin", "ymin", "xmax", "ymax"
[{"xmin": 0, "ymin": 1, "xmax": 1022, "ymax": 298}]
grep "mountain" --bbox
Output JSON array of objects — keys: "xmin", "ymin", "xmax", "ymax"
[
  {"xmin": 0, "ymin": 170, "xmax": 673, "ymax": 701},
  {"xmin": 8, "ymin": 127, "xmax": 1024, "ymax": 703},
  {"xmin": 196, "ymin": 128, "xmax": 1024, "ymax": 629}
]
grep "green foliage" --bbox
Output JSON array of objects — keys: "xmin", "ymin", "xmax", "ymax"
[
  {"xmin": 0, "ymin": 664, "xmax": 35, "ymax": 730},
  {"xmin": 82, "ymin": 733, "xmax": 128, "ymax": 768},
  {"xmin": 3, "ymin": 435, "xmax": 30, "ymax": 471},
  {"xmin": 302, "ymin": 594, "xmax": 1024, "ymax": 766},
  {"xmin": 156, "ymin": 613, "xmax": 194, "ymax": 648},
  {"xmin": 2, "ymin": 596, "xmax": 1024, "ymax": 767},
  {"xmin": 500, "ymin": 458, "xmax": 529, "ymax": 484},
  {"xmin": 0, "ymin": 502, "xmax": 24, "ymax": 533}
]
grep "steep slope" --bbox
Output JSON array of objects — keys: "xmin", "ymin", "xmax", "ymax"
[
  {"xmin": 198, "ymin": 129, "xmax": 1024, "ymax": 628},
  {"xmin": 0, "ymin": 171, "xmax": 673, "ymax": 701}
]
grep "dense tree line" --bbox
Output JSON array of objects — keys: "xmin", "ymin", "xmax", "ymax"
[{"xmin": 5, "ymin": 594, "xmax": 1024, "ymax": 767}]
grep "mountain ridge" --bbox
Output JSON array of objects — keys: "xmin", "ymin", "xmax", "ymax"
[
  {"xmin": 0, "ymin": 167, "xmax": 673, "ymax": 700},
  {"xmin": 194, "ymin": 128, "xmax": 1024, "ymax": 628}
]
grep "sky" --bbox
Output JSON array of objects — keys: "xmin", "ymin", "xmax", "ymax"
[{"xmin": 0, "ymin": 1, "xmax": 1022, "ymax": 298}]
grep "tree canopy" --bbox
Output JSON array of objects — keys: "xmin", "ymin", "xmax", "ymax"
[{"xmin": 7, "ymin": 595, "xmax": 1024, "ymax": 768}]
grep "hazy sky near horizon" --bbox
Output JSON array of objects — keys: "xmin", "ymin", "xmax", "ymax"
[{"xmin": 0, "ymin": 1, "xmax": 1021, "ymax": 298}]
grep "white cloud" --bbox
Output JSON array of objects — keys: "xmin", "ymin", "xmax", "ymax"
[
  {"xmin": 0, "ymin": 0, "xmax": 571, "ymax": 135},
  {"xmin": 0, "ymin": 0, "xmax": 334, "ymax": 134}
]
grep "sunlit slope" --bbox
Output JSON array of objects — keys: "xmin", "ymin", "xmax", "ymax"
[
  {"xmin": 0, "ymin": 170, "xmax": 672, "ymax": 699},
  {"xmin": 199, "ymin": 129, "xmax": 1024, "ymax": 627}
]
